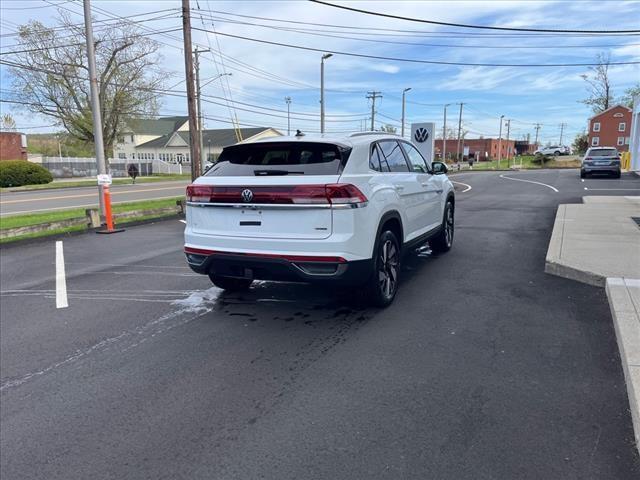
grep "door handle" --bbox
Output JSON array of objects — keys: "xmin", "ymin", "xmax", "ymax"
[
  {"xmin": 394, "ymin": 184, "xmax": 405, "ymax": 191},
  {"xmin": 420, "ymin": 182, "xmax": 429, "ymax": 187}
]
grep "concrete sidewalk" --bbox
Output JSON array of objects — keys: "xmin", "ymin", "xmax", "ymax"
[
  {"xmin": 546, "ymin": 196, "xmax": 640, "ymax": 452},
  {"xmin": 545, "ymin": 196, "xmax": 639, "ymax": 287}
]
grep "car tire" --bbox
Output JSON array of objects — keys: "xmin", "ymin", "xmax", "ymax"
[
  {"xmin": 208, "ymin": 274, "xmax": 253, "ymax": 291},
  {"xmin": 366, "ymin": 229, "xmax": 401, "ymax": 308},
  {"xmin": 430, "ymin": 200, "xmax": 455, "ymax": 254},
  {"xmin": 580, "ymin": 169, "xmax": 586, "ymax": 179},
  {"xmin": 554, "ymin": 151, "xmax": 560, "ymax": 156},
  {"xmin": 613, "ymin": 170, "xmax": 621, "ymax": 179}
]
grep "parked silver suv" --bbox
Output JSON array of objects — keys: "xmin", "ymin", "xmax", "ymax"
[{"xmin": 581, "ymin": 147, "xmax": 621, "ymax": 178}]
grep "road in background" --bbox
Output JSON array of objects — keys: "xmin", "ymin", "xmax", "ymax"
[
  {"xmin": 1, "ymin": 170, "xmax": 639, "ymax": 479},
  {"xmin": 0, "ymin": 180, "xmax": 189, "ymax": 216}
]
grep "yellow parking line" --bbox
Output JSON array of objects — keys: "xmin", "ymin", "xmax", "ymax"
[{"xmin": 0, "ymin": 185, "xmax": 185, "ymax": 205}]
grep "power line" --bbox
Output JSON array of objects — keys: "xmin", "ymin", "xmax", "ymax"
[
  {"xmin": 194, "ymin": 10, "xmax": 640, "ymax": 50},
  {"xmin": 0, "ymin": 28, "xmax": 183, "ymax": 55},
  {"xmin": 192, "ymin": 7, "xmax": 640, "ymax": 39},
  {"xmin": 192, "ymin": 27, "xmax": 640, "ymax": 67},
  {"xmin": 309, "ymin": 0, "xmax": 640, "ymax": 34}
]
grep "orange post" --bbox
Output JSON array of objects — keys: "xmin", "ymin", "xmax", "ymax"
[
  {"xmin": 103, "ymin": 185, "xmax": 114, "ymax": 231},
  {"xmin": 96, "ymin": 183, "xmax": 124, "ymax": 234}
]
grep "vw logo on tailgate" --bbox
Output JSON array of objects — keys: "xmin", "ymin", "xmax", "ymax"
[
  {"xmin": 414, "ymin": 128, "xmax": 429, "ymax": 143},
  {"xmin": 241, "ymin": 189, "xmax": 254, "ymax": 203}
]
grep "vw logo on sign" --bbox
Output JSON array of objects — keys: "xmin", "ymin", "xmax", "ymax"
[
  {"xmin": 414, "ymin": 127, "xmax": 429, "ymax": 143},
  {"xmin": 241, "ymin": 189, "xmax": 254, "ymax": 203}
]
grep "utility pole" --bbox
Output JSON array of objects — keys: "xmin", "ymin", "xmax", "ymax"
[
  {"xmin": 505, "ymin": 119, "xmax": 511, "ymax": 166},
  {"xmin": 401, "ymin": 87, "xmax": 411, "ymax": 137},
  {"xmin": 455, "ymin": 102, "xmax": 464, "ymax": 162},
  {"xmin": 366, "ymin": 91, "xmax": 382, "ymax": 131},
  {"xmin": 285, "ymin": 96, "xmax": 292, "ymax": 135},
  {"xmin": 182, "ymin": 0, "xmax": 200, "ymax": 181},
  {"xmin": 194, "ymin": 47, "xmax": 210, "ymax": 171},
  {"xmin": 320, "ymin": 53, "xmax": 332, "ymax": 134},
  {"xmin": 559, "ymin": 122, "xmax": 567, "ymax": 146},
  {"xmin": 442, "ymin": 103, "xmax": 450, "ymax": 161},
  {"xmin": 497, "ymin": 115, "xmax": 504, "ymax": 168},
  {"xmin": 83, "ymin": 0, "xmax": 107, "ymax": 218},
  {"xmin": 534, "ymin": 123, "xmax": 541, "ymax": 148}
]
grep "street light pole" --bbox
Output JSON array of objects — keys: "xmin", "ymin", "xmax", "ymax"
[
  {"xmin": 285, "ymin": 96, "xmax": 292, "ymax": 135},
  {"xmin": 497, "ymin": 115, "xmax": 504, "ymax": 169},
  {"xmin": 401, "ymin": 87, "xmax": 411, "ymax": 137},
  {"xmin": 442, "ymin": 103, "xmax": 450, "ymax": 161},
  {"xmin": 83, "ymin": 0, "xmax": 107, "ymax": 218},
  {"xmin": 320, "ymin": 53, "xmax": 332, "ymax": 134}
]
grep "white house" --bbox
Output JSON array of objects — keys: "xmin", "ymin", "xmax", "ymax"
[{"xmin": 113, "ymin": 116, "xmax": 281, "ymax": 163}]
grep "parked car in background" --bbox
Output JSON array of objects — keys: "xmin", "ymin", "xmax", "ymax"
[
  {"xmin": 580, "ymin": 147, "xmax": 621, "ymax": 178},
  {"xmin": 184, "ymin": 132, "xmax": 455, "ymax": 307},
  {"xmin": 534, "ymin": 145, "xmax": 570, "ymax": 156}
]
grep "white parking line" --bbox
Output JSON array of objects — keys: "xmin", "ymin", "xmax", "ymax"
[
  {"xmin": 584, "ymin": 187, "xmax": 640, "ymax": 191},
  {"xmin": 179, "ymin": 219, "xmax": 186, "ymax": 224},
  {"xmin": 499, "ymin": 174, "xmax": 559, "ymax": 193},
  {"xmin": 55, "ymin": 241, "xmax": 68, "ymax": 309},
  {"xmin": 451, "ymin": 180, "xmax": 472, "ymax": 193}
]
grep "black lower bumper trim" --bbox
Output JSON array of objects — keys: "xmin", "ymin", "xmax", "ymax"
[{"xmin": 187, "ymin": 252, "xmax": 373, "ymax": 285}]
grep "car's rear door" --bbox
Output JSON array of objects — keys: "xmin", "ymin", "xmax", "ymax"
[{"xmin": 187, "ymin": 142, "xmax": 348, "ymax": 240}]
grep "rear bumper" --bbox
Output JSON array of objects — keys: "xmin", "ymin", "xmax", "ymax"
[
  {"xmin": 185, "ymin": 246, "xmax": 373, "ymax": 285},
  {"xmin": 582, "ymin": 165, "xmax": 621, "ymax": 173}
]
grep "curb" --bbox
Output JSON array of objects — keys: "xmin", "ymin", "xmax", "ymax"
[
  {"xmin": 543, "ymin": 205, "xmax": 607, "ymax": 287},
  {"xmin": 606, "ymin": 278, "xmax": 640, "ymax": 454}
]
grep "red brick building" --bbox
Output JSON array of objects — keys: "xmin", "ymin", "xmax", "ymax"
[
  {"xmin": 0, "ymin": 132, "xmax": 28, "ymax": 160},
  {"xmin": 435, "ymin": 138, "xmax": 516, "ymax": 161},
  {"xmin": 587, "ymin": 104, "xmax": 632, "ymax": 152}
]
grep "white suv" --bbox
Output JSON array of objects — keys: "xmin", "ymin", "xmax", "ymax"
[{"xmin": 184, "ymin": 132, "xmax": 455, "ymax": 307}]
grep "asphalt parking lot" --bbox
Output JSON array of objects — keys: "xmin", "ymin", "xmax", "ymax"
[{"xmin": 1, "ymin": 169, "xmax": 639, "ymax": 479}]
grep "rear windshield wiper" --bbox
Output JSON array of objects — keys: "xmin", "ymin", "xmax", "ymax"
[{"xmin": 253, "ymin": 169, "xmax": 304, "ymax": 176}]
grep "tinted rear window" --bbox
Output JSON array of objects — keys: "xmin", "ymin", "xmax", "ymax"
[
  {"xmin": 205, "ymin": 142, "xmax": 351, "ymax": 176},
  {"xmin": 588, "ymin": 148, "xmax": 618, "ymax": 157}
]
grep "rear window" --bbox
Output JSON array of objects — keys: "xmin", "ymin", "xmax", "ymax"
[
  {"xmin": 205, "ymin": 142, "xmax": 351, "ymax": 176},
  {"xmin": 588, "ymin": 148, "xmax": 618, "ymax": 157}
]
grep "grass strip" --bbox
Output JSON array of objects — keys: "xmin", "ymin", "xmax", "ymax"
[{"xmin": 1, "ymin": 197, "xmax": 183, "ymax": 230}]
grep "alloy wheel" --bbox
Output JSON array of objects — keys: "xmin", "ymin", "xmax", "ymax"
[{"xmin": 378, "ymin": 239, "xmax": 399, "ymax": 299}]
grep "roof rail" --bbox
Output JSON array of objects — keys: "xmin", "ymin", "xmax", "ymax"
[{"xmin": 349, "ymin": 131, "xmax": 401, "ymax": 138}]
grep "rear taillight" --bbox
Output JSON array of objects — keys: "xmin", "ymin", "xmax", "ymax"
[
  {"xmin": 325, "ymin": 184, "xmax": 368, "ymax": 205},
  {"xmin": 186, "ymin": 184, "xmax": 367, "ymax": 206},
  {"xmin": 186, "ymin": 185, "xmax": 212, "ymax": 203}
]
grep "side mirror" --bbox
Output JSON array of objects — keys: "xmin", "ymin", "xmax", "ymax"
[{"xmin": 432, "ymin": 161, "xmax": 448, "ymax": 175}]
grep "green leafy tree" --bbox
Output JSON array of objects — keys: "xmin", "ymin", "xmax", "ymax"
[
  {"xmin": 0, "ymin": 113, "xmax": 17, "ymax": 131},
  {"xmin": 572, "ymin": 132, "xmax": 589, "ymax": 155},
  {"xmin": 8, "ymin": 11, "xmax": 166, "ymax": 162},
  {"xmin": 378, "ymin": 124, "xmax": 397, "ymax": 134},
  {"xmin": 620, "ymin": 83, "xmax": 640, "ymax": 108}
]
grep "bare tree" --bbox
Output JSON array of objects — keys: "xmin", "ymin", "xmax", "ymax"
[
  {"xmin": 580, "ymin": 53, "xmax": 614, "ymax": 114},
  {"xmin": 8, "ymin": 11, "xmax": 166, "ymax": 162}
]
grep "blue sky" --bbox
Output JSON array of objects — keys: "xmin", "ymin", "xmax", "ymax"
[{"xmin": 1, "ymin": 0, "xmax": 639, "ymax": 145}]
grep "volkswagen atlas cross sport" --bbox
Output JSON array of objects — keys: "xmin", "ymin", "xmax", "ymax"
[
  {"xmin": 184, "ymin": 132, "xmax": 455, "ymax": 307},
  {"xmin": 580, "ymin": 146, "xmax": 621, "ymax": 178}
]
